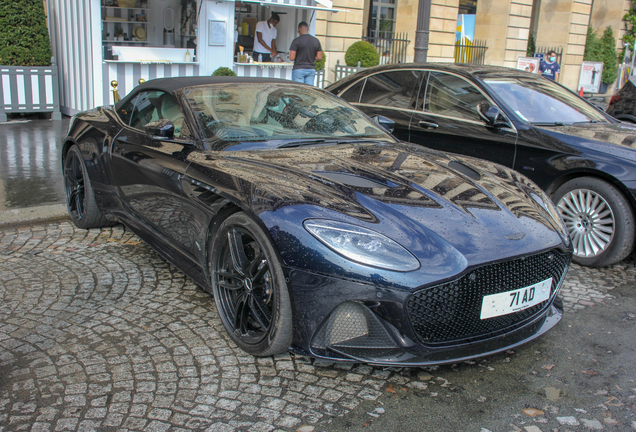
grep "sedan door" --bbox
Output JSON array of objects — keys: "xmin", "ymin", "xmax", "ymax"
[
  {"xmin": 109, "ymin": 90, "xmax": 196, "ymax": 252},
  {"xmin": 409, "ymin": 71, "xmax": 518, "ymax": 168},
  {"xmin": 337, "ymin": 69, "xmax": 422, "ymax": 142}
]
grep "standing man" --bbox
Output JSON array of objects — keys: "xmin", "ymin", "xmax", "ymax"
[
  {"xmin": 289, "ymin": 21, "xmax": 323, "ymax": 85},
  {"xmin": 539, "ymin": 50, "xmax": 560, "ymax": 81},
  {"xmin": 254, "ymin": 13, "xmax": 279, "ymax": 62}
]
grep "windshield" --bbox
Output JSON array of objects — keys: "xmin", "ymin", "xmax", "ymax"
[
  {"xmin": 482, "ymin": 77, "xmax": 609, "ymax": 125},
  {"xmin": 185, "ymin": 83, "xmax": 393, "ymax": 148}
]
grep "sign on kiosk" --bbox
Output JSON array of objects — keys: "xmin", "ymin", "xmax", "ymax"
[
  {"xmin": 516, "ymin": 57, "xmax": 540, "ymax": 74},
  {"xmin": 578, "ymin": 61, "xmax": 604, "ymax": 93}
]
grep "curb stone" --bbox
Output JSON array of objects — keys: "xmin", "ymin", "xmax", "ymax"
[{"xmin": 0, "ymin": 204, "xmax": 69, "ymax": 227}]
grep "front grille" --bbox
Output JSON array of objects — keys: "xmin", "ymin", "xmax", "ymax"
[{"xmin": 406, "ymin": 250, "xmax": 570, "ymax": 345}]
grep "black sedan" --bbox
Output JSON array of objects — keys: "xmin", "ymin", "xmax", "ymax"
[
  {"xmin": 63, "ymin": 77, "xmax": 571, "ymax": 365},
  {"xmin": 327, "ymin": 64, "xmax": 636, "ymax": 267}
]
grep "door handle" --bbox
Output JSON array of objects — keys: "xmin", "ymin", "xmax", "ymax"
[{"xmin": 419, "ymin": 121, "xmax": 439, "ymax": 129}]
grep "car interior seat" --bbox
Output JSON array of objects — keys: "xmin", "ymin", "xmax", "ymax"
[{"xmin": 160, "ymin": 94, "xmax": 184, "ymax": 137}]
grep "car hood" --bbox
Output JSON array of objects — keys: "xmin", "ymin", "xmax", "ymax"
[
  {"xmin": 188, "ymin": 141, "xmax": 566, "ymax": 274},
  {"xmin": 533, "ymin": 122, "xmax": 636, "ymax": 160}
]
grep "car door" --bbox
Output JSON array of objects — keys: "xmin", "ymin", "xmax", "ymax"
[
  {"xmin": 109, "ymin": 89, "xmax": 195, "ymax": 252},
  {"xmin": 409, "ymin": 70, "xmax": 518, "ymax": 168},
  {"xmin": 337, "ymin": 69, "xmax": 422, "ymax": 142}
]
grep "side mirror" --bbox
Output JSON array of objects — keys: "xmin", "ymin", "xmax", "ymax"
[
  {"xmin": 372, "ymin": 115, "xmax": 395, "ymax": 134},
  {"xmin": 478, "ymin": 103, "xmax": 508, "ymax": 128},
  {"xmin": 145, "ymin": 119, "xmax": 175, "ymax": 139}
]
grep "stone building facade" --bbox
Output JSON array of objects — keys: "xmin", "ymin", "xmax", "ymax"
[{"xmin": 315, "ymin": 0, "xmax": 631, "ymax": 91}]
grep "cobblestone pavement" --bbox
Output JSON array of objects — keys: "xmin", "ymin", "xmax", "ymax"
[{"xmin": 0, "ymin": 222, "xmax": 634, "ymax": 432}]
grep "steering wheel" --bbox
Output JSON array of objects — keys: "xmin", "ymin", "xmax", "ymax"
[{"xmin": 206, "ymin": 119, "xmax": 232, "ymax": 127}]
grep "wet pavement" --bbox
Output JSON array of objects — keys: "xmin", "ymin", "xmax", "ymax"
[
  {"xmin": 1, "ymin": 221, "xmax": 635, "ymax": 431},
  {"xmin": 0, "ymin": 118, "xmax": 69, "ymax": 211}
]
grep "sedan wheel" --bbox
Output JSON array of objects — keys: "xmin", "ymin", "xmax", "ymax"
[
  {"xmin": 209, "ymin": 212, "xmax": 293, "ymax": 356},
  {"xmin": 63, "ymin": 145, "xmax": 112, "ymax": 229},
  {"xmin": 554, "ymin": 177, "xmax": 635, "ymax": 267}
]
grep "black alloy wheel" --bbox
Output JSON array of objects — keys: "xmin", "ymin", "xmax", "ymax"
[
  {"xmin": 209, "ymin": 212, "xmax": 292, "ymax": 356},
  {"xmin": 63, "ymin": 145, "xmax": 112, "ymax": 229},
  {"xmin": 64, "ymin": 147, "xmax": 86, "ymax": 222}
]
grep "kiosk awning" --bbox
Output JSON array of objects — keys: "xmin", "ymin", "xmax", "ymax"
[{"xmin": 239, "ymin": 0, "xmax": 348, "ymax": 13}]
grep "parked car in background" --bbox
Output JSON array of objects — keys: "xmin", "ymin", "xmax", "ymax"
[
  {"xmin": 327, "ymin": 64, "xmax": 636, "ymax": 267},
  {"xmin": 606, "ymin": 76, "xmax": 636, "ymax": 123},
  {"xmin": 63, "ymin": 77, "xmax": 571, "ymax": 365}
]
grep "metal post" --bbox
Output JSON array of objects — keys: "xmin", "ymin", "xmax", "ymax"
[{"xmin": 414, "ymin": 0, "xmax": 432, "ymax": 63}]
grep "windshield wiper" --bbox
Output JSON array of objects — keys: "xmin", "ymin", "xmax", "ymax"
[
  {"xmin": 531, "ymin": 122, "xmax": 567, "ymax": 126},
  {"xmin": 277, "ymin": 138, "xmax": 379, "ymax": 149},
  {"xmin": 277, "ymin": 139, "xmax": 329, "ymax": 148},
  {"xmin": 572, "ymin": 120, "xmax": 602, "ymax": 124}
]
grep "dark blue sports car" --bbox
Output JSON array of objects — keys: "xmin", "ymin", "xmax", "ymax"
[{"xmin": 63, "ymin": 77, "xmax": 571, "ymax": 365}]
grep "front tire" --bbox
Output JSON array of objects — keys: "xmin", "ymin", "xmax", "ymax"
[
  {"xmin": 554, "ymin": 177, "xmax": 635, "ymax": 267},
  {"xmin": 209, "ymin": 212, "xmax": 293, "ymax": 356},
  {"xmin": 63, "ymin": 145, "xmax": 113, "ymax": 229}
]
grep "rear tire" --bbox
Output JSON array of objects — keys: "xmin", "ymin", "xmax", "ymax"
[
  {"xmin": 209, "ymin": 212, "xmax": 293, "ymax": 356},
  {"xmin": 63, "ymin": 145, "xmax": 113, "ymax": 229},
  {"xmin": 553, "ymin": 177, "xmax": 635, "ymax": 267}
]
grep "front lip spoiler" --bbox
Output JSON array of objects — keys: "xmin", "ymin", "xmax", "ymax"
[{"xmin": 304, "ymin": 303, "xmax": 563, "ymax": 367}]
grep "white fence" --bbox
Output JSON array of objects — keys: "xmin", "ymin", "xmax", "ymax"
[
  {"xmin": 334, "ymin": 60, "xmax": 365, "ymax": 81},
  {"xmin": 0, "ymin": 65, "xmax": 62, "ymax": 122}
]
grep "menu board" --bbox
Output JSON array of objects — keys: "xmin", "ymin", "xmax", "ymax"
[
  {"xmin": 578, "ymin": 61, "xmax": 604, "ymax": 93},
  {"xmin": 516, "ymin": 57, "xmax": 540, "ymax": 74}
]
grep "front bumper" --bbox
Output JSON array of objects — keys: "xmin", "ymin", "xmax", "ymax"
[{"xmin": 285, "ymin": 249, "xmax": 569, "ymax": 366}]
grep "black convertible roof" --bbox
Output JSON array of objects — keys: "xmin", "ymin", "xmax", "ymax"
[{"xmin": 115, "ymin": 76, "xmax": 300, "ymax": 109}]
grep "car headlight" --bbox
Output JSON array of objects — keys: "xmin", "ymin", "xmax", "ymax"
[
  {"xmin": 530, "ymin": 191, "xmax": 571, "ymax": 246},
  {"xmin": 304, "ymin": 219, "xmax": 420, "ymax": 271}
]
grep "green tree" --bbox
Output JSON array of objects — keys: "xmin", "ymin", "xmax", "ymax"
[
  {"xmin": 0, "ymin": 0, "xmax": 52, "ymax": 66},
  {"xmin": 623, "ymin": 7, "xmax": 636, "ymax": 59},
  {"xmin": 600, "ymin": 26, "xmax": 618, "ymax": 84},
  {"xmin": 585, "ymin": 26, "xmax": 618, "ymax": 85},
  {"xmin": 584, "ymin": 27, "xmax": 600, "ymax": 62},
  {"xmin": 526, "ymin": 32, "xmax": 536, "ymax": 57}
]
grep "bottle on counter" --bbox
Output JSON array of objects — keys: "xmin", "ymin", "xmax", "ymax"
[
  {"xmin": 258, "ymin": 53, "xmax": 263, "ymax": 63},
  {"xmin": 185, "ymin": 49, "xmax": 191, "ymax": 62}
]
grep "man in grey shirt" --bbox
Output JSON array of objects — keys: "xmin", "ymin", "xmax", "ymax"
[{"xmin": 289, "ymin": 22, "xmax": 323, "ymax": 85}]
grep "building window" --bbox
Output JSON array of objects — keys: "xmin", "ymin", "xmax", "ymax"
[{"xmin": 368, "ymin": 0, "xmax": 396, "ymax": 37}]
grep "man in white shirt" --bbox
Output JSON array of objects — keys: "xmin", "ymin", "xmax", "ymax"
[{"xmin": 254, "ymin": 13, "xmax": 279, "ymax": 62}]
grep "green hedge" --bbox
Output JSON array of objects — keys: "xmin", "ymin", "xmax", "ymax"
[
  {"xmin": 0, "ymin": 0, "xmax": 52, "ymax": 66},
  {"xmin": 212, "ymin": 67, "xmax": 237, "ymax": 76},
  {"xmin": 345, "ymin": 41, "xmax": 379, "ymax": 68},
  {"xmin": 315, "ymin": 51, "xmax": 326, "ymax": 71}
]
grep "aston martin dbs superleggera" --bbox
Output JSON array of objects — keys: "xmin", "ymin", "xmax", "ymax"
[{"xmin": 62, "ymin": 77, "xmax": 571, "ymax": 365}]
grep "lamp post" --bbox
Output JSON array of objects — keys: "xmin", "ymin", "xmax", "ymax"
[{"xmin": 414, "ymin": 0, "xmax": 432, "ymax": 63}]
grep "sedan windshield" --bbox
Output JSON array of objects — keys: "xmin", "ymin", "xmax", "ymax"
[
  {"xmin": 185, "ymin": 83, "xmax": 393, "ymax": 147},
  {"xmin": 482, "ymin": 77, "xmax": 609, "ymax": 125}
]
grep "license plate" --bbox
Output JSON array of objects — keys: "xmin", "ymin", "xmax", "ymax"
[{"xmin": 480, "ymin": 278, "xmax": 553, "ymax": 320}]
